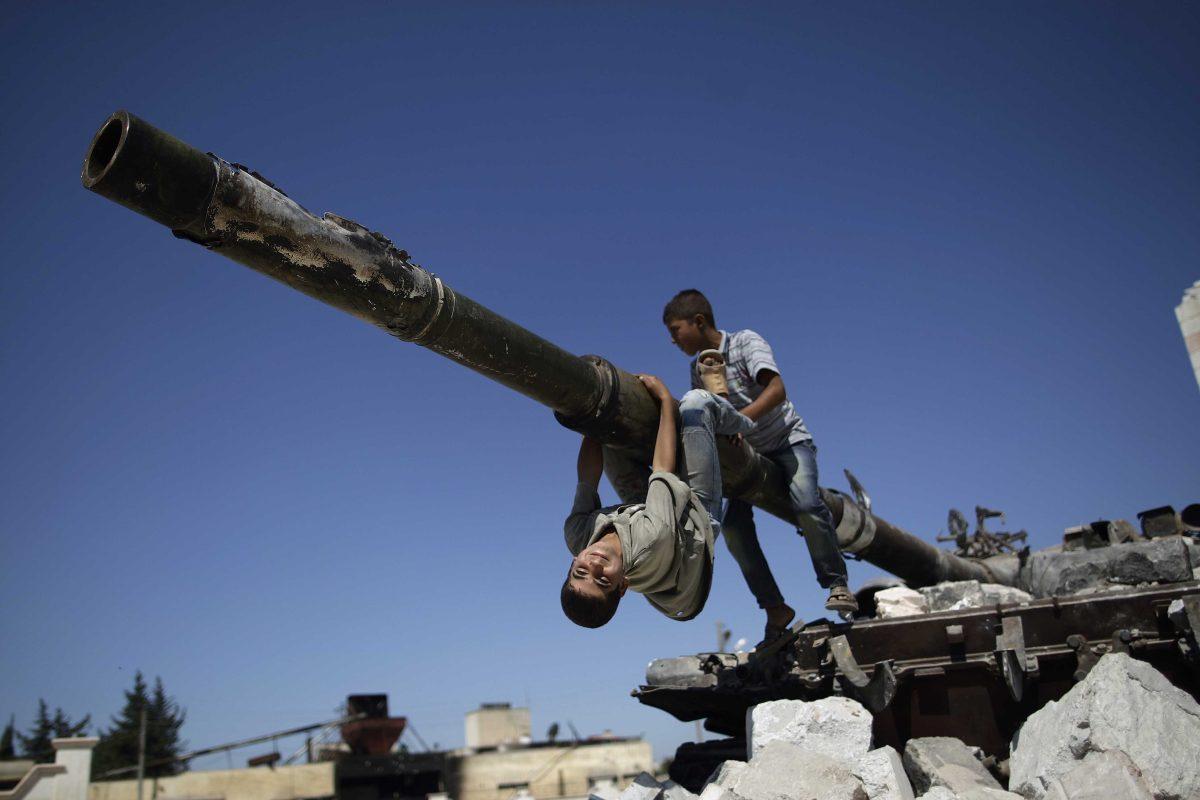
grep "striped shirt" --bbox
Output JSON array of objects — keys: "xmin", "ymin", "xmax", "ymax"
[{"xmin": 690, "ymin": 329, "xmax": 811, "ymax": 454}]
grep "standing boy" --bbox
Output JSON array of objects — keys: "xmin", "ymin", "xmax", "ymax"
[
  {"xmin": 662, "ymin": 289, "xmax": 858, "ymax": 620},
  {"xmin": 561, "ymin": 375, "xmax": 755, "ymax": 627}
]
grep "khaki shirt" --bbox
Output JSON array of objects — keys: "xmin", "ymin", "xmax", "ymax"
[{"xmin": 564, "ymin": 471, "xmax": 715, "ymax": 621}]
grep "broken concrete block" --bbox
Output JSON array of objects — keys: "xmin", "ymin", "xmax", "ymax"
[
  {"xmin": 706, "ymin": 760, "xmax": 748, "ymax": 790},
  {"xmin": 1009, "ymin": 652, "xmax": 1200, "ymax": 800},
  {"xmin": 618, "ymin": 772, "xmax": 664, "ymax": 800},
  {"xmin": 747, "ymin": 697, "xmax": 873, "ymax": 761},
  {"xmin": 660, "ymin": 779, "xmax": 699, "ymax": 800},
  {"xmin": 875, "ymin": 587, "xmax": 929, "ymax": 619},
  {"xmin": 915, "ymin": 790, "xmax": 956, "ymax": 800},
  {"xmin": 722, "ymin": 741, "xmax": 868, "ymax": 800},
  {"xmin": 852, "ymin": 746, "xmax": 915, "ymax": 800},
  {"xmin": 590, "ymin": 779, "xmax": 621, "ymax": 800},
  {"xmin": 902, "ymin": 737, "xmax": 1002, "ymax": 795},
  {"xmin": 1040, "ymin": 750, "xmax": 1153, "ymax": 800},
  {"xmin": 956, "ymin": 790, "xmax": 1023, "ymax": 800},
  {"xmin": 1019, "ymin": 536, "xmax": 1193, "ymax": 597},
  {"xmin": 698, "ymin": 785, "xmax": 737, "ymax": 800},
  {"xmin": 920, "ymin": 581, "xmax": 985, "ymax": 612},
  {"xmin": 978, "ymin": 584, "xmax": 1032, "ymax": 606}
]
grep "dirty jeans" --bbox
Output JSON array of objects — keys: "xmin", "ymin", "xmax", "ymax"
[
  {"xmin": 677, "ymin": 390, "xmax": 790, "ymax": 609},
  {"xmin": 726, "ymin": 440, "xmax": 850, "ymax": 596}
]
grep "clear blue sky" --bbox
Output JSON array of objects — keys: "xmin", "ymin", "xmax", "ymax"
[{"xmin": 2, "ymin": 1, "xmax": 1197, "ymax": 769}]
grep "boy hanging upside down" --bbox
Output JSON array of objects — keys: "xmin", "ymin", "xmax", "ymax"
[{"xmin": 561, "ymin": 375, "xmax": 754, "ymax": 627}]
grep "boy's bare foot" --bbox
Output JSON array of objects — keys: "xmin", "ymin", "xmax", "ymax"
[
  {"xmin": 824, "ymin": 585, "xmax": 859, "ymax": 617},
  {"xmin": 762, "ymin": 602, "xmax": 795, "ymax": 643},
  {"xmin": 697, "ymin": 349, "xmax": 729, "ymax": 397}
]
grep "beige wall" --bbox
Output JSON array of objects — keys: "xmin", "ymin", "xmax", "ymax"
[
  {"xmin": 88, "ymin": 763, "xmax": 333, "ymax": 800},
  {"xmin": 446, "ymin": 740, "xmax": 653, "ymax": 800},
  {"xmin": 464, "ymin": 707, "xmax": 531, "ymax": 750}
]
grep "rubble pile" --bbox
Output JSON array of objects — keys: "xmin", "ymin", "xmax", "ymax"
[
  {"xmin": 872, "ymin": 534, "xmax": 1197, "ymax": 622},
  {"xmin": 875, "ymin": 582, "xmax": 1035, "ymax": 619},
  {"xmin": 594, "ymin": 653, "xmax": 1200, "ymax": 800}
]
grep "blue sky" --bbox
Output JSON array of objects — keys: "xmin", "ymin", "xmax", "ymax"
[{"xmin": 2, "ymin": 1, "xmax": 1197, "ymax": 769}]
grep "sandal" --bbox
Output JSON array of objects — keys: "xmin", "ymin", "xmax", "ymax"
[
  {"xmin": 825, "ymin": 585, "xmax": 860, "ymax": 617},
  {"xmin": 697, "ymin": 349, "xmax": 729, "ymax": 396}
]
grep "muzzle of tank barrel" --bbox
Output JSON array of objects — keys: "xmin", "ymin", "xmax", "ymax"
[{"xmin": 81, "ymin": 111, "xmax": 1018, "ymax": 590}]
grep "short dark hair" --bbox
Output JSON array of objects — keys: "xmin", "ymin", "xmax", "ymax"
[
  {"xmin": 560, "ymin": 576, "xmax": 621, "ymax": 628},
  {"xmin": 663, "ymin": 289, "xmax": 716, "ymax": 327}
]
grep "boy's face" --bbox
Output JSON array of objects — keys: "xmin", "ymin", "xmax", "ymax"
[
  {"xmin": 567, "ymin": 538, "xmax": 628, "ymax": 602},
  {"xmin": 666, "ymin": 315, "xmax": 707, "ymax": 357}
]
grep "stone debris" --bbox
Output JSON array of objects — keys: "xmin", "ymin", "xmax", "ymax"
[
  {"xmin": 590, "ymin": 779, "xmax": 621, "ymax": 800},
  {"xmin": 1039, "ymin": 750, "xmax": 1153, "ymax": 800},
  {"xmin": 1019, "ymin": 536, "xmax": 1193, "ymax": 597},
  {"xmin": 915, "ymin": 787, "xmax": 1022, "ymax": 800},
  {"xmin": 699, "ymin": 785, "xmax": 737, "ymax": 800},
  {"xmin": 852, "ymin": 746, "xmax": 915, "ymax": 800},
  {"xmin": 876, "ymin": 581, "xmax": 1032, "ymax": 619},
  {"xmin": 902, "ymin": 737, "xmax": 1002, "ymax": 795},
  {"xmin": 875, "ymin": 587, "xmax": 928, "ymax": 618},
  {"xmin": 667, "ymin": 653, "xmax": 1198, "ymax": 800},
  {"xmin": 746, "ymin": 697, "xmax": 873, "ymax": 761},
  {"xmin": 661, "ymin": 779, "xmax": 700, "ymax": 800},
  {"xmin": 707, "ymin": 760, "xmax": 748, "ymax": 789},
  {"xmin": 916, "ymin": 790, "xmax": 957, "ymax": 800},
  {"xmin": 919, "ymin": 581, "xmax": 986, "ymax": 612},
  {"xmin": 617, "ymin": 772, "xmax": 668, "ymax": 800},
  {"xmin": 713, "ymin": 742, "xmax": 868, "ymax": 800},
  {"xmin": 978, "ymin": 584, "xmax": 1032, "ymax": 606},
  {"xmin": 1009, "ymin": 653, "xmax": 1200, "ymax": 800}
]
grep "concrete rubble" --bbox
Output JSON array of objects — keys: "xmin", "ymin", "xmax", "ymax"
[
  {"xmin": 852, "ymin": 746, "xmax": 914, "ymax": 799},
  {"xmin": 918, "ymin": 581, "xmax": 1033, "ymax": 613},
  {"xmin": 708, "ymin": 741, "xmax": 868, "ymax": 800},
  {"xmin": 1039, "ymin": 751, "xmax": 1153, "ymax": 800},
  {"xmin": 871, "ymin": 580, "xmax": 1036, "ymax": 620},
  {"xmin": 1009, "ymin": 652, "xmax": 1200, "ymax": 799},
  {"xmin": 746, "ymin": 698, "xmax": 873, "ymax": 761},
  {"xmin": 919, "ymin": 581, "xmax": 986, "ymax": 612},
  {"xmin": 902, "ymin": 737, "xmax": 1002, "ymax": 795},
  {"xmin": 610, "ymin": 651, "xmax": 1198, "ymax": 800},
  {"xmin": 875, "ymin": 586, "xmax": 928, "ymax": 618}
]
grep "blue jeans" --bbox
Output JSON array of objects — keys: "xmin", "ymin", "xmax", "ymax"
[
  {"xmin": 678, "ymin": 389, "xmax": 756, "ymax": 530},
  {"xmin": 680, "ymin": 390, "xmax": 849, "ymax": 608},
  {"xmin": 727, "ymin": 440, "xmax": 849, "ymax": 596}
]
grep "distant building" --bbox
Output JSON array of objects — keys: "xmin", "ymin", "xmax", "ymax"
[
  {"xmin": 464, "ymin": 703, "xmax": 531, "ymax": 750},
  {"xmin": 444, "ymin": 705, "xmax": 648, "ymax": 800},
  {"xmin": 1176, "ymin": 279, "xmax": 1200, "ymax": 392},
  {"xmin": 84, "ymin": 700, "xmax": 652, "ymax": 800},
  {"xmin": 0, "ymin": 738, "xmax": 96, "ymax": 800},
  {"xmin": 447, "ymin": 704, "xmax": 653, "ymax": 800}
]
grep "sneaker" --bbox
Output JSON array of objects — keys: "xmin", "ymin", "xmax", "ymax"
[
  {"xmin": 697, "ymin": 349, "xmax": 729, "ymax": 396},
  {"xmin": 825, "ymin": 585, "xmax": 859, "ymax": 616}
]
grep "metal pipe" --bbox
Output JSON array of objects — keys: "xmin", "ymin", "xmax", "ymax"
[{"xmin": 81, "ymin": 110, "xmax": 1009, "ymax": 588}]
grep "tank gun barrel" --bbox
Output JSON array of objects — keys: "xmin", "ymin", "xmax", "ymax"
[{"xmin": 82, "ymin": 110, "xmax": 1009, "ymax": 589}]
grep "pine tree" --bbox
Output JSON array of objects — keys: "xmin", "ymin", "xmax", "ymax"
[
  {"xmin": 1, "ymin": 715, "xmax": 16, "ymax": 760},
  {"xmin": 52, "ymin": 708, "xmax": 91, "ymax": 739},
  {"xmin": 17, "ymin": 700, "xmax": 53, "ymax": 763},
  {"xmin": 16, "ymin": 700, "xmax": 89, "ymax": 763},
  {"xmin": 92, "ymin": 672, "xmax": 187, "ymax": 781}
]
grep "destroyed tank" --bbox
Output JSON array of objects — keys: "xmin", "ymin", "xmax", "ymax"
[
  {"xmin": 82, "ymin": 111, "xmax": 1200, "ymax": 791},
  {"xmin": 641, "ymin": 501, "xmax": 1200, "ymax": 789}
]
